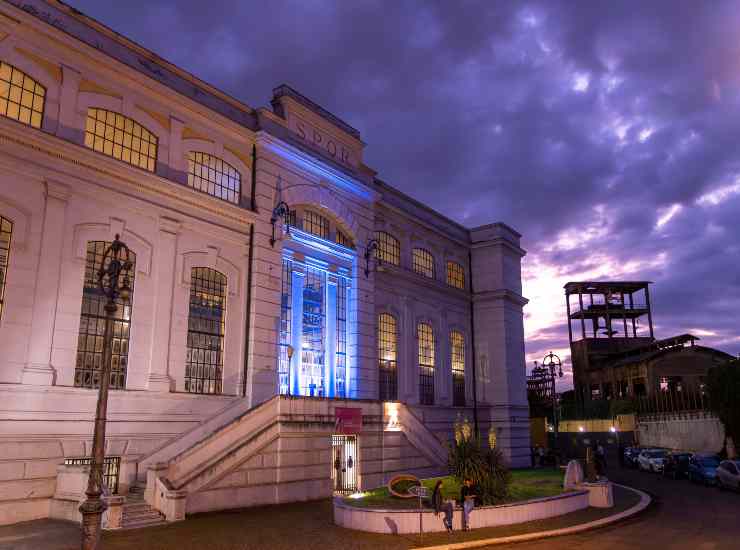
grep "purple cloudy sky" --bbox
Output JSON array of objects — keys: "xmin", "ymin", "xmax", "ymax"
[{"xmin": 69, "ymin": 0, "xmax": 740, "ymax": 390}]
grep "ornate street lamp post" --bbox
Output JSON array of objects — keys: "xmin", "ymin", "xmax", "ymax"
[
  {"xmin": 542, "ymin": 351, "xmax": 563, "ymax": 434},
  {"xmin": 79, "ymin": 235, "xmax": 132, "ymax": 550}
]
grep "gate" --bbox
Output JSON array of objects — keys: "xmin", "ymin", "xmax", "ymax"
[{"xmin": 331, "ymin": 435, "xmax": 358, "ymax": 494}]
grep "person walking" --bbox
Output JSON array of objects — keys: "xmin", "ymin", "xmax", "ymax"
[{"xmin": 460, "ymin": 479, "xmax": 477, "ymax": 531}]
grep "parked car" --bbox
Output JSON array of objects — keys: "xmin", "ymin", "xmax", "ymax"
[
  {"xmin": 717, "ymin": 460, "xmax": 740, "ymax": 491},
  {"xmin": 688, "ymin": 454, "xmax": 720, "ymax": 485},
  {"xmin": 638, "ymin": 449, "xmax": 667, "ymax": 473},
  {"xmin": 663, "ymin": 452, "xmax": 692, "ymax": 480}
]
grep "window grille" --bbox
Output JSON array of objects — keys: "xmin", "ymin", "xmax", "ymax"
[
  {"xmin": 187, "ymin": 151, "xmax": 241, "ymax": 204},
  {"xmin": 302, "ymin": 210, "xmax": 330, "ymax": 239},
  {"xmin": 335, "ymin": 278, "xmax": 348, "ymax": 397},
  {"xmin": 278, "ymin": 259, "xmax": 292, "ymax": 395},
  {"xmin": 185, "ymin": 268, "xmax": 226, "ymax": 394},
  {"xmin": 75, "ymin": 241, "xmax": 136, "ymax": 390},
  {"xmin": 0, "ymin": 216, "xmax": 11, "ymax": 321},
  {"xmin": 0, "ymin": 61, "xmax": 45, "ymax": 128},
  {"xmin": 451, "ymin": 330, "xmax": 465, "ymax": 406},
  {"xmin": 378, "ymin": 313, "xmax": 398, "ymax": 401},
  {"xmin": 446, "ymin": 261, "xmax": 465, "ymax": 290},
  {"xmin": 413, "ymin": 248, "xmax": 435, "ymax": 279},
  {"xmin": 335, "ymin": 230, "xmax": 354, "ymax": 248},
  {"xmin": 373, "ymin": 231, "xmax": 400, "ymax": 266},
  {"xmin": 64, "ymin": 456, "xmax": 121, "ymax": 494},
  {"xmin": 418, "ymin": 322, "xmax": 435, "ymax": 405},
  {"xmin": 84, "ymin": 108, "xmax": 158, "ymax": 172}
]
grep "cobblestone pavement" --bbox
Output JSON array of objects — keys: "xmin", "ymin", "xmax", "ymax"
[
  {"xmin": 488, "ymin": 465, "xmax": 740, "ymax": 550},
  {"xmin": 2, "ymin": 465, "xmax": 737, "ymax": 550}
]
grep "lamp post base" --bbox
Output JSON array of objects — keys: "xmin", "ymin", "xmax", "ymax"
[{"xmin": 79, "ymin": 497, "xmax": 107, "ymax": 550}]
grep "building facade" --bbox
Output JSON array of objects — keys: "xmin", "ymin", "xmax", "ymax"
[
  {"xmin": 0, "ymin": 0, "xmax": 529, "ymax": 526},
  {"xmin": 565, "ymin": 281, "xmax": 733, "ymax": 401}
]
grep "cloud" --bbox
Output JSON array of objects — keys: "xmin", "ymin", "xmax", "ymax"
[{"xmin": 68, "ymin": 0, "xmax": 740, "ymax": 385}]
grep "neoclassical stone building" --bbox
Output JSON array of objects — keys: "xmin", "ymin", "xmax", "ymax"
[{"xmin": 0, "ymin": 0, "xmax": 529, "ymax": 526}]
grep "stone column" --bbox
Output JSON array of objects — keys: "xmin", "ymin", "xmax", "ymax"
[
  {"xmin": 22, "ymin": 180, "xmax": 70, "ymax": 385},
  {"xmin": 146, "ymin": 216, "xmax": 180, "ymax": 392},
  {"xmin": 290, "ymin": 269, "xmax": 305, "ymax": 396}
]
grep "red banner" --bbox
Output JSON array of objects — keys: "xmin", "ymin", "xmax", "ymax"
[{"xmin": 334, "ymin": 407, "xmax": 362, "ymax": 434}]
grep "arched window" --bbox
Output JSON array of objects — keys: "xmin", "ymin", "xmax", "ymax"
[
  {"xmin": 378, "ymin": 313, "xmax": 398, "ymax": 401},
  {"xmin": 75, "ymin": 241, "xmax": 136, "ymax": 389},
  {"xmin": 0, "ymin": 216, "xmax": 12, "ymax": 321},
  {"xmin": 185, "ymin": 268, "xmax": 227, "ymax": 394},
  {"xmin": 84, "ymin": 108, "xmax": 158, "ymax": 172},
  {"xmin": 0, "ymin": 61, "xmax": 45, "ymax": 128},
  {"xmin": 187, "ymin": 152, "xmax": 241, "ymax": 204},
  {"xmin": 374, "ymin": 231, "xmax": 400, "ymax": 266},
  {"xmin": 412, "ymin": 248, "xmax": 435, "ymax": 279},
  {"xmin": 335, "ymin": 229, "xmax": 354, "ymax": 249},
  {"xmin": 418, "ymin": 322, "xmax": 435, "ymax": 405},
  {"xmin": 450, "ymin": 331, "xmax": 465, "ymax": 406},
  {"xmin": 302, "ymin": 210, "xmax": 330, "ymax": 239},
  {"xmin": 447, "ymin": 261, "xmax": 465, "ymax": 290}
]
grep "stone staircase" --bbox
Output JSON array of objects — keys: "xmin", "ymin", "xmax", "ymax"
[{"xmin": 121, "ymin": 484, "xmax": 166, "ymax": 529}]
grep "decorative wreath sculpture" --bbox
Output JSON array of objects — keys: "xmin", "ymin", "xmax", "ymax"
[{"xmin": 387, "ymin": 474, "xmax": 421, "ymax": 499}]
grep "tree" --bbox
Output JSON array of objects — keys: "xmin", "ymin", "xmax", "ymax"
[{"xmin": 706, "ymin": 359, "xmax": 740, "ymax": 458}]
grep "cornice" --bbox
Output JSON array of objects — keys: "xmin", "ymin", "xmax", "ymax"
[
  {"xmin": 256, "ymin": 130, "xmax": 379, "ymax": 204},
  {"xmin": 471, "ymin": 236, "xmax": 526, "ymax": 258},
  {"xmin": 473, "ymin": 289, "xmax": 529, "ymax": 307},
  {"xmin": 0, "ymin": 119, "xmax": 256, "ymax": 229}
]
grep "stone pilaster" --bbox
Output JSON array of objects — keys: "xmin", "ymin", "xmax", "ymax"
[
  {"xmin": 146, "ymin": 216, "xmax": 180, "ymax": 392},
  {"xmin": 22, "ymin": 180, "xmax": 70, "ymax": 385},
  {"xmin": 470, "ymin": 223, "xmax": 530, "ymax": 467}
]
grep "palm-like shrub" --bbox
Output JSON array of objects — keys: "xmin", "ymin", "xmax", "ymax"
[{"xmin": 447, "ymin": 421, "xmax": 511, "ymax": 505}]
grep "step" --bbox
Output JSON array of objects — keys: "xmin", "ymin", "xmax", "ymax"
[
  {"xmin": 123, "ymin": 508, "xmax": 163, "ymax": 520},
  {"xmin": 120, "ymin": 516, "xmax": 167, "ymax": 530},
  {"xmin": 123, "ymin": 502, "xmax": 150, "ymax": 512}
]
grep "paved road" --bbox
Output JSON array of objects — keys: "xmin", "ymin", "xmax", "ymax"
[{"xmin": 490, "ymin": 465, "xmax": 740, "ymax": 550}]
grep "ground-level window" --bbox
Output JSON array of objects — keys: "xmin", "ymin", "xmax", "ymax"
[
  {"xmin": 187, "ymin": 151, "xmax": 241, "ymax": 204},
  {"xmin": 0, "ymin": 61, "xmax": 45, "ymax": 128},
  {"xmin": 378, "ymin": 313, "xmax": 398, "ymax": 401},
  {"xmin": 418, "ymin": 322, "xmax": 435, "ymax": 405},
  {"xmin": 185, "ymin": 268, "xmax": 227, "ymax": 394},
  {"xmin": 65, "ymin": 456, "xmax": 121, "ymax": 494},
  {"xmin": 451, "ymin": 330, "xmax": 465, "ymax": 406},
  {"xmin": 331, "ymin": 435, "xmax": 357, "ymax": 495},
  {"xmin": 0, "ymin": 216, "xmax": 12, "ymax": 321},
  {"xmin": 75, "ymin": 241, "xmax": 136, "ymax": 390}
]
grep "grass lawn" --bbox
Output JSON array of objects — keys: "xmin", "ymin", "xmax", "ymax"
[{"xmin": 341, "ymin": 468, "xmax": 564, "ymax": 509}]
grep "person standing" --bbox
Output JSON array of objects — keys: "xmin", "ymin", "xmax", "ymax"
[
  {"xmin": 460, "ymin": 479, "xmax": 477, "ymax": 531},
  {"xmin": 432, "ymin": 480, "xmax": 454, "ymax": 533}
]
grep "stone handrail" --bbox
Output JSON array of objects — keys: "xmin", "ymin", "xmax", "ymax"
[
  {"xmin": 165, "ymin": 397, "xmax": 280, "ymax": 487},
  {"xmin": 397, "ymin": 404, "xmax": 448, "ymax": 466},
  {"xmin": 137, "ymin": 396, "xmax": 277, "ymax": 479}
]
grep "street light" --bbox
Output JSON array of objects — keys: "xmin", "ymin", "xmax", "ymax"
[
  {"xmin": 364, "ymin": 239, "xmax": 380, "ymax": 277},
  {"xmin": 270, "ymin": 200, "xmax": 292, "ymax": 247},
  {"xmin": 79, "ymin": 235, "xmax": 132, "ymax": 550},
  {"xmin": 541, "ymin": 351, "xmax": 563, "ymax": 434}
]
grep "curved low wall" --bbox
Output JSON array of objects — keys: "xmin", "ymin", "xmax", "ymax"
[{"xmin": 334, "ymin": 490, "xmax": 590, "ymax": 534}]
